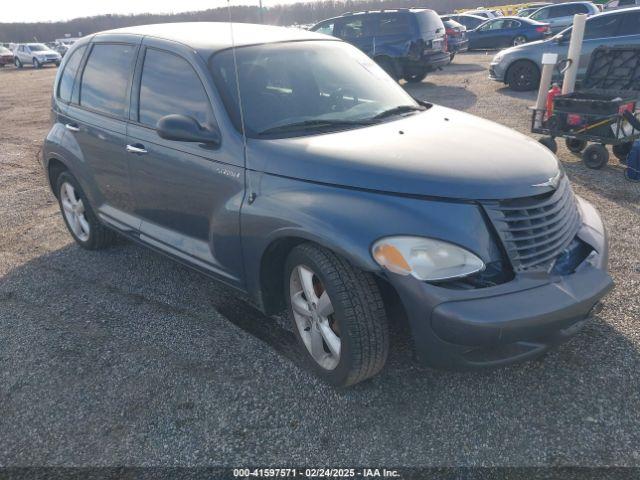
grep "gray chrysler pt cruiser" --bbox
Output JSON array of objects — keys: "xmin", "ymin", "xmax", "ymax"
[{"xmin": 42, "ymin": 23, "xmax": 612, "ymax": 386}]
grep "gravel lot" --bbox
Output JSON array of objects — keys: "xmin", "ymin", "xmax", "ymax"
[{"xmin": 1, "ymin": 53, "xmax": 640, "ymax": 468}]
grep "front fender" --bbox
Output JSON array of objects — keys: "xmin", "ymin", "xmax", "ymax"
[{"xmin": 241, "ymin": 171, "xmax": 503, "ymax": 307}]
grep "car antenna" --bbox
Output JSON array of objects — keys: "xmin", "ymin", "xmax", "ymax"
[{"xmin": 227, "ymin": 0, "xmax": 249, "ymax": 164}]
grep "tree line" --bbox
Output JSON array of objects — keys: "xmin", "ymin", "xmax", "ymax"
[{"xmin": 0, "ymin": 0, "xmax": 560, "ymax": 42}]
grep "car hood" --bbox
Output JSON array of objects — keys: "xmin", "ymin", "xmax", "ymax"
[
  {"xmin": 246, "ymin": 105, "xmax": 560, "ymax": 200},
  {"xmin": 33, "ymin": 49, "xmax": 59, "ymax": 56}
]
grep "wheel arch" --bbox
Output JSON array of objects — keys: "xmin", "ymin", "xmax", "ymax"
[{"xmin": 46, "ymin": 157, "xmax": 69, "ymax": 197}]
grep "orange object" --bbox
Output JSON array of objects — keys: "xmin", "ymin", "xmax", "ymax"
[{"xmin": 546, "ymin": 84, "xmax": 562, "ymax": 120}]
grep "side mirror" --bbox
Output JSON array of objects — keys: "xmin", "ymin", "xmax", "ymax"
[{"xmin": 157, "ymin": 114, "xmax": 221, "ymax": 146}]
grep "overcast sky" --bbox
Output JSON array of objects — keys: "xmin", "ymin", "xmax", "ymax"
[{"xmin": 3, "ymin": 0, "xmax": 292, "ymax": 23}]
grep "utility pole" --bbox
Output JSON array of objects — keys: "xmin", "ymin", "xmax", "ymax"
[{"xmin": 259, "ymin": 0, "xmax": 264, "ymax": 24}]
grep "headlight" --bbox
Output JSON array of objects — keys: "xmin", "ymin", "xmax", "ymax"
[{"xmin": 372, "ymin": 236, "xmax": 485, "ymax": 282}]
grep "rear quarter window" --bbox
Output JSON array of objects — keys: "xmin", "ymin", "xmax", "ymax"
[
  {"xmin": 57, "ymin": 45, "xmax": 86, "ymax": 103},
  {"xmin": 415, "ymin": 10, "xmax": 445, "ymax": 36},
  {"xmin": 375, "ymin": 13, "xmax": 411, "ymax": 36}
]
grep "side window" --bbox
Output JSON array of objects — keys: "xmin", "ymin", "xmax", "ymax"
[
  {"xmin": 375, "ymin": 14, "xmax": 410, "ymax": 36},
  {"xmin": 339, "ymin": 18, "xmax": 366, "ymax": 39},
  {"xmin": 531, "ymin": 8, "xmax": 549, "ymax": 20},
  {"xmin": 80, "ymin": 43, "xmax": 136, "ymax": 118},
  {"xmin": 138, "ymin": 49, "xmax": 213, "ymax": 129},
  {"xmin": 619, "ymin": 12, "xmax": 640, "ymax": 34},
  {"xmin": 57, "ymin": 45, "xmax": 86, "ymax": 102},
  {"xmin": 584, "ymin": 15, "xmax": 622, "ymax": 38},
  {"xmin": 314, "ymin": 21, "xmax": 335, "ymax": 36}
]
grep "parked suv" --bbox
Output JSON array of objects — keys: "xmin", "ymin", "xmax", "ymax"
[
  {"xmin": 42, "ymin": 23, "xmax": 612, "ymax": 387},
  {"xmin": 13, "ymin": 43, "xmax": 61, "ymax": 68},
  {"xmin": 527, "ymin": 1, "xmax": 600, "ymax": 32},
  {"xmin": 490, "ymin": 7, "xmax": 640, "ymax": 90},
  {"xmin": 311, "ymin": 9, "xmax": 449, "ymax": 83}
]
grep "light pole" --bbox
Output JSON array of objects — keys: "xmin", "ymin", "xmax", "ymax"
[{"xmin": 259, "ymin": 0, "xmax": 264, "ymax": 24}]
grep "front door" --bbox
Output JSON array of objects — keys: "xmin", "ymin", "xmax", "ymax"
[{"xmin": 126, "ymin": 45, "xmax": 245, "ymax": 286}]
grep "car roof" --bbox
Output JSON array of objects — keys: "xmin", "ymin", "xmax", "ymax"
[
  {"xmin": 447, "ymin": 13, "xmax": 487, "ymax": 19},
  {"xmin": 96, "ymin": 22, "xmax": 334, "ymax": 54}
]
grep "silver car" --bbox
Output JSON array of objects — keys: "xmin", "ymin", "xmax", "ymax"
[
  {"xmin": 528, "ymin": 1, "xmax": 600, "ymax": 32},
  {"xmin": 13, "ymin": 43, "xmax": 61, "ymax": 69},
  {"xmin": 490, "ymin": 7, "xmax": 640, "ymax": 90}
]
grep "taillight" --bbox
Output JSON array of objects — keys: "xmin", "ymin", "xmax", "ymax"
[
  {"xmin": 446, "ymin": 28, "xmax": 460, "ymax": 37},
  {"xmin": 619, "ymin": 102, "xmax": 636, "ymax": 114},
  {"xmin": 536, "ymin": 26, "xmax": 549, "ymax": 33}
]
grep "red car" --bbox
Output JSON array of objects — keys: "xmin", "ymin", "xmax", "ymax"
[{"xmin": 0, "ymin": 46, "xmax": 14, "ymax": 67}]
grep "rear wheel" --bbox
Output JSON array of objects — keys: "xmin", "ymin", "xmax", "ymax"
[
  {"xmin": 285, "ymin": 243, "xmax": 389, "ymax": 387},
  {"xmin": 404, "ymin": 71, "xmax": 429, "ymax": 83},
  {"xmin": 375, "ymin": 57, "xmax": 400, "ymax": 81},
  {"xmin": 512, "ymin": 35, "xmax": 528, "ymax": 46},
  {"xmin": 566, "ymin": 138, "xmax": 587, "ymax": 153},
  {"xmin": 506, "ymin": 60, "xmax": 540, "ymax": 91},
  {"xmin": 613, "ymin": 142, "xmax": 633, "ymax": 164},
  {"xmin": 582, "ymin": 144, "xmax": 609, "ymax": 169},
  {"xmin": 56, "ymin": 171, "xmax": 116, "ymax": 250}
]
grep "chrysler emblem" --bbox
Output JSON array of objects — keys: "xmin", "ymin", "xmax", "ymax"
[{"xmin": 532, "ymin": 171, "xmax": 562, "ymax": 189}]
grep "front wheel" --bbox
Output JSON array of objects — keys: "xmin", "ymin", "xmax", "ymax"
[
  {"xmin": 15, "ymin": 58, "xmax": 23, "ymax": 68},
  {"xmin": 506, "ymin": 60, "xmax": 540, "ymax": 91},
  {"xmin": 56, "ymin": 172, "xmax": 117, "ymax": 249},
  {"xmin": 582, "ymin": 144, "xmax": 609, "ymax": 169},
  {"xmin": 285, "ymin": 243, "xmax": 389, "ymax": 387},
  {"xmin": 33, "ymin": 58, "xmax": 41, "ymax": 69},
  {"xmin": 613, "ymin": 142, "xmax": 633, "ymax": 164}
]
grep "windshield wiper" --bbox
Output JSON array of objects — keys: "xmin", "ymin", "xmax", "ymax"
[
  {"xmin": 372, "ymin": 105, "xmax": 425, "ymax": 120},
  {"xmin": 258, "ymin": 119, "xmax": 374, "ymax": 136}
]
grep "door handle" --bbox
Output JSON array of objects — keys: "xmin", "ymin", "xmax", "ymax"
[
  {"xmin": 65, "ymin": 123, "xmax": 80, "ymax": 132},
  {"xmin": 126, "ymin": 144, "xmax": 148, "ymax": 155}
]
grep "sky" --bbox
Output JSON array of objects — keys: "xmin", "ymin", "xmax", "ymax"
[{"xmin": 2, "ymin": 0, "xmax": 295, "ymax": 23}]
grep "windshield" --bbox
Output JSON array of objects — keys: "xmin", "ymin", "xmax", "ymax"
[
  {"xmin": 27, "ymin": 44, "xmax": 48, "ymax": 51},
  {"xmin": 210, "ymin": 40, "xmax": 421, "ymax": 138}
]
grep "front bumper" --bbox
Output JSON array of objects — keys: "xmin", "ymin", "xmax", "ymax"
[
  {"xmin": 489, "ymin": 61, "xmax": 507, "ymax": 82},
  {"xmin": 387, "ymin": 197, "xmax": 613, "ymax": 369}
]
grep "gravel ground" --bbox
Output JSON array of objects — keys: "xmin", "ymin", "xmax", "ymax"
[{"xmin": 1, "ymin": 54, "xmax": 640, "ymax": 468}]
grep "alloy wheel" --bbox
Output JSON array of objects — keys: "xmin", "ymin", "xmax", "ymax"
[
  {"xmin": 289, "ymin": 265, "xmax": 340, "ymax": 370},
  {"xmin": 513, "ymin": 35, "xmax": 527, "ymax": 46},
  {"xmin": 60, "ymin": 182, "xmax": 90, "ymax": 241}
]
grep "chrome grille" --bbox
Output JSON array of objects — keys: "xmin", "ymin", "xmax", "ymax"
[{"xmin": 482, "ymin": 176, "xmax": 581, "ymax": 272}]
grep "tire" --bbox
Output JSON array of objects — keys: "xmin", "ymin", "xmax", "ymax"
[
  {"xmin": 613, "ymin": 142, "xmax": 633, "ymax": 165},
  {"xmin": 582, "ymin": 144, "xmax": 609, "ymax": 169},
  {"xmin": 513, "ymin": 35, "xmax": 528, "ymax": 46},
  {"xmin": 375, "ymin": 57, "xmax": 400, "ymax": 81},
  {"xmin": 284, "ymin": 243, "xmax": 389, "ymax": 387},
  {"xmin": 404, "ymin": 71, "xmax": 429, "ymax": 83},
  {"xmin": 539, "ymin": 136, "xmax": 557, "ymax": 153},
  {"xmin": 33, "ymin": 58, "xmax": 41, "ymax": 69},
  {"xmin": 565, "ymin": 138, "xmax": 587, "ymax": 153},
  {"xmin": 449, "ymin": 53, "xmax": 456, "ymax": 62},
  {"xmin": 55, "ymin": 171, "xmax": 116, "ymax": 250},
  {"xmin": 506, "ymin": 60, "xmax": 540, "ymax": 91},
  {"xmin": 15, "ymin": 58, "xmax": 22, "ymax": 68}
]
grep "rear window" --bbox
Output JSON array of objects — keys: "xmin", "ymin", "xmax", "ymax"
[
  {"xmin": 415, "ymin": 10, "xmax": 445, "ymax": 35},
  {"xmin": 79, "ymin": 43, "xmax": 136, "ymax": 118}
]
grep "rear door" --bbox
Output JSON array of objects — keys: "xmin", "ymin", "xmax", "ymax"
[
  {"xmin": 370, "ymin": 12, "xmax": 413, "ymax": 57},
  {"xmin": 64, "ymin": 37, "xmax": 140, "ymax": 231},
  {"xmin": 335, "ymin": 15, "xmax": 375, "ymax": 56},
  {"xmin": 126, "ymin": 40, "xmax": 245, "ymax": 285}
]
